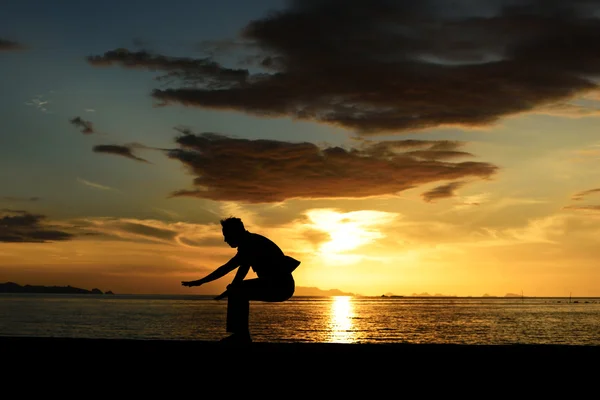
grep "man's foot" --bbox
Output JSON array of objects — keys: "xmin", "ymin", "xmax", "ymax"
[{"xmin": 220, "ymin": 332, "xmax": 252, "ymax": 344}]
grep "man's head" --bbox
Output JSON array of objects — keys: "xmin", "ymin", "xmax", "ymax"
[{"xmin": 220, "ymin": 217, "xmax": 246, "ymax": 248}]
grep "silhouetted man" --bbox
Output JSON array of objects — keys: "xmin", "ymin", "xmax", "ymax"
[{"xmin": 182, "ymin": 217, "xmax": 300, "ymax": 343}]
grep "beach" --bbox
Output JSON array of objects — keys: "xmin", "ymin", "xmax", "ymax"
[
  {"xmin": 5, "ymin": 336, "xmax": 599, "ymax": 361},
  {"xmin": 3, "ymin": 336, "xmax": 598, "ymax": 390}
]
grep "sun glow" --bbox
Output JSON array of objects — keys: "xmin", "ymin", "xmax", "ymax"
[
  {"xmin": 306, "ymin": 209, "xmax": 395, "ymax": 258},
  {"xmin": 328, "ymin": 296, "xmax": 356, "ymax": 343}
]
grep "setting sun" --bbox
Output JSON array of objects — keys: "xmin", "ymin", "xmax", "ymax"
[{"xmin": 306, "ymin": 209, "xmax": 392, "ymax": 257}]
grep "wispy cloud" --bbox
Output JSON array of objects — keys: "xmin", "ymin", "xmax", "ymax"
[
  {"xmin": 165, "ymin": 129, "xmax": 497, "ymax": 203},
  {"xmin": 440, "ymin": 194, "xmax": 546, "ymax": 213},
  {"xmin": 488, "ymin": 197, "xmax": 548, "ymax": 212},
  {"xmin": 77, "ymin": 178, "xmax": 116, "ymax": 191},
  {"xmin": 571, "ymin": 188, "xmax": 600, "ymax": 201},
  {"xmin": 450, "ymin": 193, "xmax": 490, "ymax": 210},
  {"xmin": 89, "ymin": 1, "xmax": 600, "ymax": 134},
  {"xmin": 564, "ymin": 186, "xmax": 600, "ymax": 212},
  {"xmin": 93, "ymin": 144, "xmax": 150, "ymax": 163},
  {"xmin": 533, "ymin": 101, "xmax": 600, "ymax": 118},
  {"xmin": 563, "ymin": 205, "xmax": 600, "ymax": 212},
  {"xmin": 73, "ymin": 217, "xmax": 222, "ymax": 248},
  {"xmin": 25, "ymin": 95, "xmax": 52, "ymax": 113},
  {"xmin": 153, "ymin": 208, "xmax": 181, "ymax": 219}
]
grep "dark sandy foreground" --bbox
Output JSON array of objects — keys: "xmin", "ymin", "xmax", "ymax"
[{"xmin": 3, "ymin": 336, "xmax": 597, "ymax": 392}]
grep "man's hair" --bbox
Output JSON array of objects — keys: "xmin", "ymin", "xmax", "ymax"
[{"xmin": 220, "ymin": 217, "xmax": 245, "ymax": 233}]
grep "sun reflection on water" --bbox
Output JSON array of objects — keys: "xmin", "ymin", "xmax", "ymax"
[{"xmin": 328, "ymin": 296, "xmax": 356, "ymax": 343}]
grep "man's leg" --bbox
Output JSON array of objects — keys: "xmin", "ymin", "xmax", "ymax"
[
  {"xmin": 226, "ymin": 286, "xmax": 250, "ymax": 336},
  {"xmin": 225, "ymin": 276, "xmax": 295, "ymax": 340}
]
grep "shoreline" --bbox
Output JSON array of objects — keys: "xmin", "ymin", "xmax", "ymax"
[{"xmin": 4, "ymin": 335, "xmax": 599, "ymax": 359}]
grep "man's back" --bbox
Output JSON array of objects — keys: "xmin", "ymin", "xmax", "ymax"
[{"xmin": 237, "ymin": 232, "xmax": 286, "ymax": 277}]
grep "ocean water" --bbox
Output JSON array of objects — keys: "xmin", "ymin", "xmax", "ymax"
[{"xmin": 0, "ymin": 293, "xmax": 599, "ymax": 345}]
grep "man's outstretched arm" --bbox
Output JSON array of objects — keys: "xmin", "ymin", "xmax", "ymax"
[{"xmin": 182, "ymin": 255, "xmax": 240, "ymax": 287}]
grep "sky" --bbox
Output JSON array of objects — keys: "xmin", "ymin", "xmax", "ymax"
[{"xmin": 2, "ymin": 0, "xmax": 600, "ymax": 297}]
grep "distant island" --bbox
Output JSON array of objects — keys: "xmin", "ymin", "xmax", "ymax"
[
  {"xmin": 0, "ymin": 282, "xmax": 113, "ymax": 295},
  {"xmin": 293, "ymin": 286, "xmax": 356, "ymax": 297},
  {"xmin": 0, "ymin": 282, "xmax": 351, "ymax": 297},
  {"xmin": 0, "ymin": 283, "xmax": 530, "ymax": 298},
  {"xmin": 382, "ymin": 292, "xmax": 528, "ymax": 298}
]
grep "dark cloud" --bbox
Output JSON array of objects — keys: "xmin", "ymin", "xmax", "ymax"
[
  {"xmin": 87, "ymin": 48, "xmax": 249, "ymax": 89},
  {"xmin": 165, "ymin": 129, "xmax": 497, "ymax": 203},
  {"xmin": 69, "ymin": 117, "xmax": 94, "ymax": 134},
  {"xmin": 89, "ymin": 0, "xmax": 600, "ymax": 134},
  {"xmin": 0, "ymin": 210, "xmax": 73, "ymax": 243},
  {"xmin": 93, "ymin": 144, "xmax": 150, "ymax": 163},
  {"xmin": 405, "ymin": 150, "xmax": 474, "ymax": 160},
  {"xmin": 571, "ymin": 188, "xmax": 600, "ymax": 201},
  {"xmin": 421, "ymin": 181, "xmax": 466, "ymax": 202},
  {"xmin": 0, "ymin": 39, "xmax": 24, "ymax": 51},
  {"xmin": 1, "ymin": 196, "xmax": 40, "ymax": 202}
]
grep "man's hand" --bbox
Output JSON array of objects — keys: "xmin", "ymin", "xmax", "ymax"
[
  {"xmin": 213, "ymin": 289, "xmax": 228, "ymax": 300},
  {"xmin": 181, "ymin": 280, "xmax": 199, "ymax": 287}
]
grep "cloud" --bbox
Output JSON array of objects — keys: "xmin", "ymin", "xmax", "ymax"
[
  {"xmin": 25, "ymin": 95, "xmax": 52, "ymax": 113},
  {"xmin": 488, "ymin": 196, "xmax": 547, "ymax": 211},
  {"xmin": 439, "ymin": 194, "xmax": 547, "ymax": 213},
  {"xmin": 422, "ymin": 181, "xmax": 466, "ymax": 202},
  {"xmin": 0, "ymin": 210, "xmax": 74, "ymax": 243},
  {"xmin": 87, "ymin": 48, "xmax": 249, "ymax": 88},
  {"xmin": 533, "ymin": 102, "xmax": 600, "ymax": 118},
  {"xmin": 69, "ymin": 117, "xmax": 94, "ymax": 134},
  {"xmin": 89, "ymin": 1, "xmax": 600, "ymax": 134},
  {"xmin": 93, "ymin": 144, "xmax": 150, "ymax": 163},
  {"xmin": 153, "ymin": 208, "xmax": 181, "ymax": 219},
  {"xmin": 405, "ymin": 150, "xmax": 474, "ymax": 161},
  {"xmin": 77, "ymin": 178, "xmax": 116, "ymax": 191},
  {"xmin": 563, "ymin": 205, "xmax": 600, "ymax": 211},
  {"xmin": 73, "ymin": 217, "xmax": 221, "ymax": 247},
  {"xmin": 452, "ymin": 193, "xmax": 489, "ymax": 209},
  {"xmin": 0, "ymin": 38, "xmax": 24, "ymax": 51},
  {"xmin": 1, "ymin": 196, "xmax": 40, "ymax": 202},
  {"xmin": 501, "ymin": 211, "xmax": 600, "ymax": 245},
  {"xmin": 165, "ymin": 129, "xmax": 497, "ymax": 203},
  {"xmin": 571, "ymin": 188, "xmax": 600, "ymax": 201}
]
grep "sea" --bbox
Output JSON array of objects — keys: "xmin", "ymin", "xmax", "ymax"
[{"xmin": 1, "ymin": 293, "xmax": 599, "ymax": 345}]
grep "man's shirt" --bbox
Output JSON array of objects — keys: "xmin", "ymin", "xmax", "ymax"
[{"xmin": 235, "ymin": 232, "xmax": 287, "ymax": 278}]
